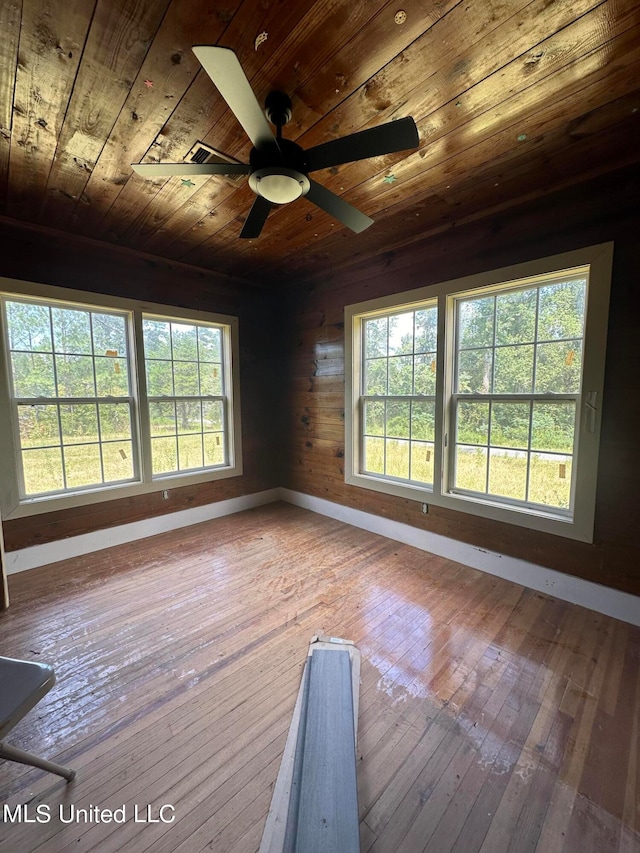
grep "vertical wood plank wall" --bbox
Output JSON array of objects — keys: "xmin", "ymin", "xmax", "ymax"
[
  {"xmin": 0, "ymin": 223, "xmax": 280, "ymax": 552},
  {"xmin": 280, "ymin": 165, "xmax": 640, "ymax": 597}
]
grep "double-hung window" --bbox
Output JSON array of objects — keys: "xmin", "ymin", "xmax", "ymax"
[
  {"xmin": 0, "ymin": 279, "xmax": 242, "ymax": 518},
  {"xmin": 346, "ymin": 244, "xmax": 613, "ymax": 541}
]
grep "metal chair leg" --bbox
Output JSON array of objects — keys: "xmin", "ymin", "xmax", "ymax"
[{"xmin": 0, "ymin": 741, "xmax": 75, "ymax": 781}]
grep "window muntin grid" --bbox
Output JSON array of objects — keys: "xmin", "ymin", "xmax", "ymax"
[
  {"xmin": 361, "ymin": 305, "xmax": 437, "ymax": 486},
  {"xmin": 142, "ymin": 317, "xmax": 227, "ymax": 476},
  {"xmin": 452, "ymin": 278, "xmax": 586, "ymax": 512},
  {"xmin": 4, "ymin": 298, "xmax": 136, "ymax": 497}
]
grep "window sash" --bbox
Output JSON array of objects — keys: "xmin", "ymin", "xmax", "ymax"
[
  {"xmin": 0, "ymin": 280, "xmax": 242, "ymax": 518},
  {"xmin": 345, "ymin": 243, "xmax": 613, "ymax": 542}
]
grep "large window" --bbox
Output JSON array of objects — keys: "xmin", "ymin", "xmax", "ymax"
[
  {"xmin": 345, "ymin": 244, "xmax": 613, "ymax": 541},
  {"xmin": 0, "ymin": 280, "xmax": 242, "ymax": 518}
]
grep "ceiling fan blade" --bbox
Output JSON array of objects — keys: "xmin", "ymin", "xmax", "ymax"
[
  {"xmin": 305, "ymin": 116, "xmax": 419, "ymax": 172},
  {"xmin": 305, "ymin": 180, "xmax": 373, "ymax": 233},
  {"xmin": 240, "ymin": 196, "xmax": 272, "ymax": 238},
  {"xmin": 132, "ymin": 162, "xmax": 250, "ymax": 177},
  {"xmin": 192, "ymin": 46, "xmax": 277, "ymax": 150}
]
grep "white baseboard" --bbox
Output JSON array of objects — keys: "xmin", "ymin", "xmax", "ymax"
[
  {"xmin": 6, "ymin": 485, "xmax": 638, "ymax": 627},
  {"xmin": 279, "ymin": 488, "xmax": 640, "ymax": 627},
  {"xmin": 5, "ymin": 488, "xmax": 281, "ymax": 575}
]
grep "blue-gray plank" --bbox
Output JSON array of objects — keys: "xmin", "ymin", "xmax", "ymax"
[{"xmin": 293, "ymin": 649, "xmax": 360, "ymax": 853}]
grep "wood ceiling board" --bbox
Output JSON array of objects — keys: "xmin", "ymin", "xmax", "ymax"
[
  {"xmin": 6, "ymin": 0, "xmax": 93, "ymax": 222},
  {"xmin": 1, "ymin": 0, "xmax": 639, "ymax": 284},
  {"xmin": 140, "ymin": 0, "xmax": 461, "ymax": 261},
  {"xmin": 0, "ymin": 0, "xmax": 22, "ymax": 213},
  {"xmin": 129, "ymin": 0, "xmax": 416, "ymax": 259},
  {"xmin": 37, "ymin": 0, "xmax": 172, "ymax": 230},
  {"xmin": 72, "ymin": 0, "xmax": 238, "ymax": 238},
  {"xmin": 257, "ymin": 48, "xmax": 640, "ymax": 273},
  {"xmin": 276, "ymin": 121, "xmax": 640, "ymax": 287},
  {"xmin": 185, "ymin": 0, "xmax": 617, "ymax": 273}
]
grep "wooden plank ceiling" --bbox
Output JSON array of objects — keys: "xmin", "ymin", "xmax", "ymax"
[{"xmin": 1, "ymin": 0, "xmax": 639, "ymax": 287}]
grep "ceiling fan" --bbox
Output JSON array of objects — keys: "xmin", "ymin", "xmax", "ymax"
[{"xmin": 132, "ymin": 46, "xmax": 419, "ymax": 239}]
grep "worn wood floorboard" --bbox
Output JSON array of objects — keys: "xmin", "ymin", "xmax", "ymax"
[{"xmin": 0, "ymin": 502, "xmax": 637, "ymax": 852}]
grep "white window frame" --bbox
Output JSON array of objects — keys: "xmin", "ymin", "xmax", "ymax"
[
  {"xmin": 0, "ymin": 277, "xmax": 242, "ymax": 520},
  {"xmin": 345, "ymin": 243, "xmax": 613, "ymax": 542}
]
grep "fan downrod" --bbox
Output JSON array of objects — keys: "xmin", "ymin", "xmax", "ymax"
[{"xmin": 265, "ymin": 91, "xmax": 292, "ymax": 130}]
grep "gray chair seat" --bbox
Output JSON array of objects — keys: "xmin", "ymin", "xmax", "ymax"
[{"xmin": 0, "ymin": 655, "xmax": 75, "ymax": 781}]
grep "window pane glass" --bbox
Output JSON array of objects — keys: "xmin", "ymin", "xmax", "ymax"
[
  {"xmin": 102, "ymin": 440, "xmax": 133, "ymax": 481},
  {"xmin": 173, "ymin": 360, "xmax": 199, "ymax": 396},
  {"xmin": 56, "ymin": 354, "xmax": 95, "ymax": 397},
  {"xmin": 7, "ymin": 302, "xmax": 52, "ymax": 351},
  {"xmin": 387, "ymin": 401, "xmax": 410, "ymax": 438},
  {"xmin": 199, "ymin": 363, "xmax": 223, "ymax": 396},
  {"xmin": 152, "ymin": 436, "xmax": 177, "ymax": 474},
  {"xmin": 488, "ymin": 449, "xmax": 527, "ymax": 500},
  {"xmin": 203, "ymin": 400, "xmax": 224, "ymax": 432},
  {"xmin": 458, "ymin": 296, "xmax": 494, "ymax": 349},
  {"xmin": 149, "ymin": 401, "xmax": 176, "ymax": 436},
  {"xmin": 414, "ymin": 308, "xmax": 437, "ymax": 353},
  {"xmin": 531, "ymin": 402, "xmax": 575, "ymax": 454},
  {"xmin": 535, "ymin": 341, "xmax": 582, "ymax": 393},
  {"xmin": 385, "ymin": 439, "xmax": 409, "ymax": 478},
  {"xmin": 175, "ymin": 401, "xmax": 201, "ymax": 434},
  {"xmin": 457, "ymin": 401, "xmax": 489, "ymax": 445},
  {"xmin": 411, "ymin": 400, "xmax": 435, "ymax": 441},
  {"xmin": 95, "ymin": 355, "xmax": 129, "ymax": 396},
  {"xmin": 410, "ymin": 441, "xmax": 434, "ymax": 484},
  {"xmin": 64, "ymin": 444, "xmax": 102, "ymax": 488},
  {"xmin": 363, "ymin": 436, "xmax": 384, "ymax": 474},
  {"xmin": 143, "ymin": 320, "xmax": 172, "ymax": 359},
  {"xmin": 364, "ymin": 400, "xmax": 385, "ymax": 436},
  {"xmin": 22, "ymin": 447, "xmax": 64, "ymax": 494},
  {"xmin": 491, "ymin": 402, "xmax": 530, "ymax": 449},
  {"xmin": 538, "ymin": 280, "xmax": 586, "ymax": 341},
  {"xmin": 99, "ymin": 404, "xmax": 132, "ymax": 441},
  {"xmin": 52, "ymin": 307, "xmax": 92, "ymax": 354},
  {"xmin": 388, "ymin": 313, "xmax": 414, "ymax": 355},
  {"xmin": 12, "ymin": 352, "xmax": 56, "ymax": 397},
  {"xmin": 198, "ymin": 326, "xmax": 222, "ymax": 361},
  {"xmin": 493, "ymin": 345, "xmax": 534, "ymax": 394},
  {"xmin": 495, "ymin": 289, "xmax": 536, "ymax": 344},
  {"xmin": 365, "ymin": 358, "xmax": 387, "ymax": 395},
  {"xmin": 92, "ymin": 313, "xmax": 127, "ymax": 356},
  {"xmin": 455, "ymin": 446, "xmax": 487, "ymax": 493},
  {"xmin": 414, "ymin": 353, "xmax": 436, "ymax": 395},
  {"xmin": 18, "ymin": 405, "xmax": 60, "ymax": 448},
  {"xmin": 457, "ymin": 348, "xmax": 493, "ymax": 394},
  {"xmin": 529, "ymin": 453, "xmax": 572, "ymax": 508},
  {"xmin": 172, "ymin": 323, "xmax": 198, "ymax": 360},
  {"xmin": 388, "ymin": 356, "xmax": 413, "ymax": 395},
  {"xmin": 146, "ymin": 360, "xmax": 173, "ymax": 396},
  {"xmin": 204, "ymin": 432, "xmax": 225, "ymax": 466},
  {"xmin": 60, "ymin": 404, "xmax": 99, "ymax": 444},
  {"xmin": 364, "ymin": 317, "xmax": 387, "ymax": 358},
  {"xmin": 178, "ymin": 434, "xmax": 203, "ymax": 470}
]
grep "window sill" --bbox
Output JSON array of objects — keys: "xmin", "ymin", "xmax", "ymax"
[
  {"xmin": 3, "ymin": 463, "xmax": 243, "ymax": 520},
  {"xmin": 346, "ymin": 470, "xmax": 591, "ymax": 542}
]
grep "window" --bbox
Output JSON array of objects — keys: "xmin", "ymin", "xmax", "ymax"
[
  {"xmin": 143, "ymin": 316, "xmax": 228, "ymax": 476},
  {"xmin": 346, "ymin": 244, "xmax": 613, "ymax": 541},
  {"xmin": 0, "ymin": 280, "xmax": 242, "ymax": 518},
  {"xmin": 362, "ymin": 305, "xmax": 438, "ymax": 485}
]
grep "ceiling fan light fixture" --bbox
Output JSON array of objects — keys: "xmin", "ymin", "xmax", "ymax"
[{"xmin": 249, "ymin": 167, "xmax": 310, "ymax": 204}]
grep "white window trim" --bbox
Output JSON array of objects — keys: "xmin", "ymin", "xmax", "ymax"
[
  {"xmin": 345, "ymin": 243, "xmax": 613, "ymax": 543},
  {"xmin": 0, "ymin": 277, "xmax": 243, "ymax": 520}
]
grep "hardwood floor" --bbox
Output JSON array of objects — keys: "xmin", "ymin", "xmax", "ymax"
[{"xmin": 0, "ymin": 502, "xmax": 637, "ymax": 852}]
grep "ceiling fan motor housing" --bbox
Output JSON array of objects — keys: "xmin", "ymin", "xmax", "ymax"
[{"xmin": 248, "ymin": 137, "xmax": 310, "ymax": 204}]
